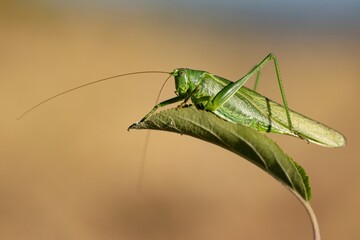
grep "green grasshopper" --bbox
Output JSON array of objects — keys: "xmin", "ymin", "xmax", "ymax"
[
  {"xmin": 19, "ymin": 53, "xmax": 346, "ymax": 147},
  {"xmin": 139, "ymin": 54, "xmax": 346, "ymax": 148}
]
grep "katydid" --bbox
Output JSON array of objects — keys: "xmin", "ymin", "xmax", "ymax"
[
  {"xmin": 18, "ymin": 53, "xmax": 346, "ymax": 147},
  {"xmin": 140, "ymin": 54, "xmax": 346, "ymax": 147}
]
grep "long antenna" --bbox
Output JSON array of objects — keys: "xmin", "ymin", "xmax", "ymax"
[
  {"xmin": 136, "ymin": 74, "xmax": 173, "ymax": 192},
  {"xmin": 18, "ymin": 71, "xmax": 170, "ymax": 119}
]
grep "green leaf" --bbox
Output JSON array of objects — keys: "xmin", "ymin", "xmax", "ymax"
[{"xmin": 129, "ymin": 106, "xmax": 311, "ymax": 201}]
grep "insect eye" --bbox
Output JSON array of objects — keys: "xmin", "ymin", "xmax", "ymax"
[{"xmin": 179, "ymin": 71, "xmax": 184, "ymax": 76}]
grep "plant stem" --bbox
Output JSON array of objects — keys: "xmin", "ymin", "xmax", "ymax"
[{"xmin": 287, "ymin": 187, "xmax": 321, "ymax": 240}]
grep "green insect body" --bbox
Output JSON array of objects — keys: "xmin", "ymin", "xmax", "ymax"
[
  {"xmin": 179, "ymin": 69, "xmax": 296, "ymax": 133},
  {"xmin": 141, "ymin": 54, "xmax": 346, "ymax": 148}
]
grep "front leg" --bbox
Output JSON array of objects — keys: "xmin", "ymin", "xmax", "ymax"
[{"xmin": 140, "ymin": 96, "xmax": 185, "ymax": 122}]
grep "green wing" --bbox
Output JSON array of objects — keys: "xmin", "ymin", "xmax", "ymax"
[{"xmin": 240, "ymin": 87, "xmax": 346, "ymax": 148}]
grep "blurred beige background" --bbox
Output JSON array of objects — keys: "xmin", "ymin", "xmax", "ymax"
[{"xmin": 1, "ymin": 1, "xmax": 359, "ymax": 239}]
